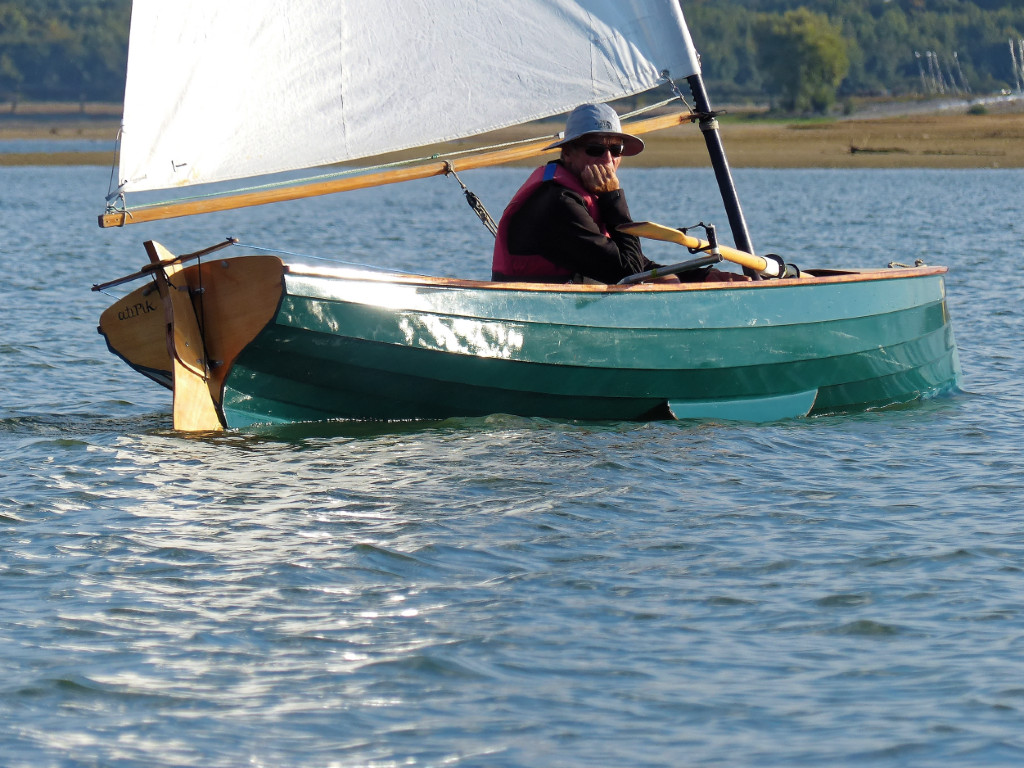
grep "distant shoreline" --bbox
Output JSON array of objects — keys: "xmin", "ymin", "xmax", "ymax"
[
  {"xmin": 2, "ymin": 99, "xmax": 1023, "ymax": 169},
  {"xmin": 633, "ymin": 108, "xmax": 1024, "ymax": 169}
]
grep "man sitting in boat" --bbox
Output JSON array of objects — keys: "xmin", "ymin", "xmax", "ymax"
[{"xmin": 492, "ymin": 103, "xmax": 747, "ymax": 284}]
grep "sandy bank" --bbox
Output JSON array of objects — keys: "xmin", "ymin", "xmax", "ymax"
[
  {"xmin": 2, "ymin": 102, "xmax": 1023, "ymax": 169},
  {"xmin": 634, "ymin": 111, "xmax": 1024, "ymax": 169}
]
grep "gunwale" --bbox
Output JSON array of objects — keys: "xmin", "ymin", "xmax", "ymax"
[{"xmin": 284, "ymin": 262, "xmax": 948, "ymax": 292}]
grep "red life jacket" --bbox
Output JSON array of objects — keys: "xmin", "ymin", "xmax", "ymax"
[{"xmin": 491, "ymin": 162, "xmax": 609, "ymax": 282}]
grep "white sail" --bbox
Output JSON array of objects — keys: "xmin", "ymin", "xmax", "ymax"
[{"xmin": 117, "ymin": 0, "xmax": 700, "ymax": 194}]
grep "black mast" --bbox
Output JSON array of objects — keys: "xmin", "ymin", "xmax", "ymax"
[{"xmin": 685, "ymin": 72, "xmax": 758, "ymax": 276}]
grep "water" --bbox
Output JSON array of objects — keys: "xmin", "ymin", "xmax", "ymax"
[
  {"xmin": 0, "ymin": 138, "xmax": 110, "ymax": 154},
  {"xmin": 2, "ymin": 161, "xmax": 1023, "ymax": 767}
]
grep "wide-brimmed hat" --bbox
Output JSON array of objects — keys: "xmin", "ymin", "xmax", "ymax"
[{"xmin": 544, "ymin": 103, "xmax": 644, "ymax": 156}]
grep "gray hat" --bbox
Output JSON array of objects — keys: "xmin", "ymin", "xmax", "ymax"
[{"xmin": 544, "ymin": 103, "xmax": 644, "ymax": 156}]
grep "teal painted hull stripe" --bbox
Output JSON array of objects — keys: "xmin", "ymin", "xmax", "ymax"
[
  {"xmin": 219, "ymin": 270, "xmax": 961, "ymax": 426},
  {"xmin": 222, "ymin": 316, "xmax": 959, "ymax": 424},
  {"xmin": 277, "ymin": 296, "xmax": 950, "ymax": 370},
  {"xmin": 668, "ymin": 389, "xmax": 818, "ymax": 422},
  {"xmin": 284, "ymin": 272, "xmax": 947, "ymax": 331}
]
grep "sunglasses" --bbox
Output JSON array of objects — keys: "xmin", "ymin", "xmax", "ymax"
[{"xmin": 582, "ymin": 143, "xmax": 624, "ymax": 158}]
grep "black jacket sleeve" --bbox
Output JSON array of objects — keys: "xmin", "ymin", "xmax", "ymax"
[{"xmin": 506, "ymin": 181, "xmax": 658, "ymax": 284}]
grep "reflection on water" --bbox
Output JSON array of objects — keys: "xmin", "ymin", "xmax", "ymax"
[{"xmin": 2, "ymin": 166, "xmax": 1024, "ymax": 767}]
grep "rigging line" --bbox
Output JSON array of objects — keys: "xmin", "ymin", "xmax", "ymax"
[
  {"xmin": 194, "ymin": 255, "xmax": 207, "ymax": 368},
  {"xmin": 621, "ymin": 95, "xmax": 685, "ymax": 121},
  {"xmin": 94, "ymin": 285, "xmax": 135, "ymax": 300},
  {"xmin": 105, "ymin": 127, "xmax": 124, "ymax": 202},
  {"xmin": 659, "ymin": 73, "xmax": 696, "ymax": 114},
  {"xmin": 443, "ymin": 162, "xmax": 498, "ymax": 237}
]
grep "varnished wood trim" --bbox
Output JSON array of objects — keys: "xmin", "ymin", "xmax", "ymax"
[
  {"xmin": 145, "ymin": 241, "xmax": 225, "ymax": 431},
  {"xmin": 284, "ymin": 263, "xmax": 949, "ymax": 293},
  {"xmin": 99, "ymin": 111, "xmax": 694, "ymax": 227}
]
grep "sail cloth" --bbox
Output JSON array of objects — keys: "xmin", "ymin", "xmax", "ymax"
[{"xmin": 116, "ymin": 0, "xmax": 700, "ymax": 194}]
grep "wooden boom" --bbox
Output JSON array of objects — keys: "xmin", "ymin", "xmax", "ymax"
[{"xmin": 98, "ymin": 111, "xmax": 693, "ymax": 228}]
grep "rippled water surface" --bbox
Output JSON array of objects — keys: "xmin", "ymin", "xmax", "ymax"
[
  {"xmin": 2, "ymin": 162, "xmax": 1024, "ymax": 767},
  {"xmin": 0, "ymin": 138, "xmax": 109, "ymax": 154}
]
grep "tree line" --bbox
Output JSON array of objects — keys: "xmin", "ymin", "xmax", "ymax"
[
  {"xmin": 687, "ymin": 0, "xmax": 1024, "ymax": 111},
  {"xmin": 0, "ymin": 0, "xmax": 128, "ymax": 104},
  {"xmin": 2, "ymin": 0, "xmax": 1023, "ymax": 113}
]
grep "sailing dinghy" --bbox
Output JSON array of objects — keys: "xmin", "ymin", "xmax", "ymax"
[{"xmin": 94, "ymin": 0, "xmax": 961, "ymax": 431}]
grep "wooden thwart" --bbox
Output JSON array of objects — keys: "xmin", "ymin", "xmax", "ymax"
[{"xmin": 99, "ymin": 111, "xmax": 694, "ymax": 228}]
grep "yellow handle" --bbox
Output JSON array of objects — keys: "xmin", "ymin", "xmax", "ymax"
[{"xmin": 618, "ymin": 221, "xmax": 803, "ymax": 278}]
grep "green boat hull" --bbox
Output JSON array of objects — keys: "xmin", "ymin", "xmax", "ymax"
[{"xmin": 218, "ymin": 264, "xmax": 961, "ymax": 427}]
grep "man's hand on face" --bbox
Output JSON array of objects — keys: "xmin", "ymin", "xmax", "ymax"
[{"xmin": 580, "ymin": 162, "xmax": 620, "ymax": 194}]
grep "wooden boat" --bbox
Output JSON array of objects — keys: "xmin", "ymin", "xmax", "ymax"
[{"xmin": 94, "ymin": 1, "xmax": 961, "ymax": 431}]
